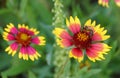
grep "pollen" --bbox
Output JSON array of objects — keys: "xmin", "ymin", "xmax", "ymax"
[
  {"xmin": 77, "ymin": 32, "xmax": 89, "ymax": 41},
  {"xmin": 73, "ymin": 29, "xmax": 93, "ymax": 49},
  {"xmin": 16, "ymin": 32, "xmax": 31, "ymax": 46},
  {"xmin": 20, "ymin": 33, "xmax": 29, "ymax": 41}
]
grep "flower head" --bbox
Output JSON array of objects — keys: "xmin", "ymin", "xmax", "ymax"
[
  {"xmin": 98, "ymin": 0, "xmax": 120, "ymax": 7},
  {"xmin": 3, "ymin": 23, "xmax": 45, "ymax": 61},
  {"xmin": 53, "ymin": 16, "xmax": 111, "ymax": 62}
]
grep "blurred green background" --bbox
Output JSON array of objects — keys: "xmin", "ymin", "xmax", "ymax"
[{"xmin": 0, "ymin": 0, "xmax": 120, "ymax": 78}]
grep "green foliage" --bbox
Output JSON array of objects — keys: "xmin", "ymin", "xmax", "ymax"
[
  {"xmin": 28, "ymin": 71, "xmax": 37, "ymax": 78},
  {"xmin": 0, "ymin": 0, "xmax": 120, "ymax": 78}
]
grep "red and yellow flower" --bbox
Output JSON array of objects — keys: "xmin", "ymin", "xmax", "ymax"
[
  {"xmin": 3, "ymin": 23, "xmax": 45, "ymax": 61},
  {"xmin": 53, "ymin": 16, "xmax": 111, "ymax": 62},
  {"xmin": 98, "ymin": 0, "xmax": 120, "ymax": 7}
]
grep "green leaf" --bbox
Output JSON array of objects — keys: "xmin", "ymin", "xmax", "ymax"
[
  {"xmin": 33, "ymin": 66, "xmax": 53, "ymax": 78},
  {"xmin": 28, "ymin": 71, "xmax": 37, "ymax": 78},
  {"xmin": 1, "ymin": 56, "xmax": 33, "ymax": 78},
  {"xmin": 25, "ymin": 5, "xmax": 37, "ymax": 27},
  {"xmin": 0, "ymin": 9, "xmax": 11, "ymax": 15},
  {"xmin": 19, "ymin": 0, "xmax": 28, "ymax": 17},
  {"xmin": 0, "ymin": 27, "xmax": 3, "ymax": 34},
  {"xmin": 0, "ymin": 54, "xmax": 11, "ymax": 70},
  {"xmin": 6, "ymin": 0, "xmax": 19, "ymax": 10},
  {"xmin": 29, "ymin": 0, "xmax": 52, "ymax": 24},
  {"xmin": 85, "ymin": 69, "xmax": 101, "ymax": 78},
  {"xmin": 46, "ymin": 44, "xmax": 53, "ymax": 65}
]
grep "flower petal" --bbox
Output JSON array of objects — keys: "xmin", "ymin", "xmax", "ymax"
[
  {"xmin": 85, "ymin": 19, "xmax": 92, "ymax": 26},
  {"xmin": 53, "ymin": 28, "xmax": 73, "ymax": 48},
  {"xmin": 31, "ymin": 36, "xmax": 46, "ymax": 45},
  {"xmin": 18, "ymin": 24, "xmax": 39, "ymax": 35},
  {"xmin": 115, "ymin": 0, "xmax": 120, "ymax": 7},
  {"xmin": 60, "ymin": 30, "xmax": 72, "ymax": 40},
  {"xmin": 56, "ymin": 39, "xmax": 64, "ymax": 48},
  {"xmin": 84, "ymin": 20, "xmax": 110, "ymax": 41},
  {"xmin": 66, "ymin": 16, "xmax": 81, "ymax": 34},
  {"xmin": 19, "ymin": 46, "xmax": 29, "ymax": 60},
  {"xmin": 92, "ymin": 32, "xmax": 102, "ymax": 41},
  {"xmin": 53, "ymin": 28, "xmax": 72, "ymax": 40},
  {"xmin": 84, "ymin": 19, "xmax": 96, "ymax": 27},
  {"xmin": 3, "ymin": 32, "xmax": 15, "ymax": 41},
  {"xmin": 53, "ymin": 28, "xmax": 65, "ymax": 38},
  {"xmin": 5, "ymin": 23, "xmax": 18, "ymax": 34},
  {"xmin": 29, "ymin": 28, "xmax": 39, "ymax": 35},
  {"xmin": 19, "ymin": 46, "xmax": 41, "ymax": 61},
  {"xmin": 5, "ymin": 42, "xmax": 18, "ymax": 56},
  {"xmin": 61, "ymin": 39, "xmax": 73, "ymax": 47},
  {"xmin": 86, "ymin": 43, "xmax": 111, "ymax": 62},
  {"xmin": 56, "ymin": 38, "xmax": 73, "ymax": 48},
  {"xmin": 69, "ymin": 48, "xmax": 84, "ymax": 62},
  {"xmin": 92, "ymin": 24, "xmax": 110, "ymax": 41},
  {"xmin": 27, "ymin": 46, "xmax": 41, "ymax": 61},
  {"xmin": 98, "ymin": 0, "xmax": 109, "ymax": 7}
]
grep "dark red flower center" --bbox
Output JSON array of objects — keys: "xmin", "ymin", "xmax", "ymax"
[
  {"xmin": 73, "ymin": 26, "xmax": 93, "ymax": 49},
  {"xmin": 15, "ymin": 32, "xmax": 31, "ymax": 47}
]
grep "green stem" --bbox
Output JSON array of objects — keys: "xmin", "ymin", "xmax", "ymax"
[{"xmin": 56, "ymin": 57, "xmax": 69, "ymax": 78}]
